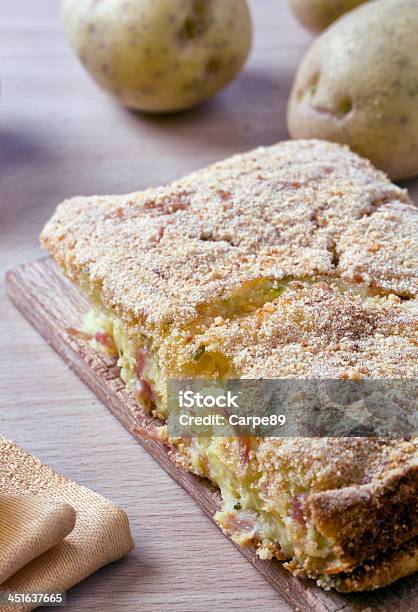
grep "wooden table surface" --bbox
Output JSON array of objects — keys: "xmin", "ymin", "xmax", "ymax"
[{"xmin": 1, "ymin": 1, "xmax": 417, "ymax": 611}]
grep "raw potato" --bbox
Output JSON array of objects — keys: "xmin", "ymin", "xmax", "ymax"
[
  {"xmin": 288, "ymin": 0, "xmax": 368, "ymax": 32},
  {"xmin": 62, "ymin": 0, "xmax": 252, "ymax": 113},
  {"xmin": 287, "ymin": 0, "xmax": 418, "ymax": 180}
]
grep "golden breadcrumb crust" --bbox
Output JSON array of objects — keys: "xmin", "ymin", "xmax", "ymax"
[
  {"xmin": 173, "ymin": 280, "xmax": 417, "ymax": 379},
  {"xmin": 40, "ymin": 139, "xmax": 417, "ymax": 337},
  {"xmin": 257, "ymin": 438, "xmax": 418, "ymax": 575},
  {"xmin": 322, "ymin": 536, "xmax": 418, "ymax": 591}
]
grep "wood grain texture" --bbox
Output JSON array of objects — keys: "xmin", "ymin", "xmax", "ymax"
[
  {"xmin": 5, "ymin": 257, "xmax": 418, "ymax": 612},
  {"xmin": 1, "ymin": 0, "xmax": 417, "ymax": 610}
]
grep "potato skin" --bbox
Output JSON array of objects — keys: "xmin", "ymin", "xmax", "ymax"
[
  {"xmin": 287, "ymin": 0, "xmax": 418, "ymax": 180},
  {"xmin": 62, "ymin": 0, "xmax": 252, "ymax": 113},
  {"xmin": 288, "ymin": 0, "xmax": 367, "ymax": 32}
]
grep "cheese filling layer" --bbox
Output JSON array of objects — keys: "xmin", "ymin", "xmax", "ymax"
[{"xmin": 83, "ymin": 306, "xmax": 339, "ymax": 575}]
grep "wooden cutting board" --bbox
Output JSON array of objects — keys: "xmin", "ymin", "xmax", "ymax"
[{"xmin": 5, "ymin": 257, "xmax": 418, "ymax": 612}]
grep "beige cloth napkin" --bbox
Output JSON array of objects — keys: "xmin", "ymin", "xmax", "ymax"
[
  {"xmin": 0, "ymin": 495, "xmax": 76, "ymax": 585},
  {"xmin": 0, "ymin": 437, "xmax": 134, "ymax": 611}
]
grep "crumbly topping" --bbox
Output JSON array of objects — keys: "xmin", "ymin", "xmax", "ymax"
[
  {"xmin": 257, "ymin": 437, "xmax": 418, "ymax": 498},
  {"xmin": 180, "ymin": 281, "xmax": 417, "ymax": 379},
  {"xmin": 337, "ymin": 202, "xmax": 418, "ymax": 296},
  {"xmin": 40, "ymin": 139, "xmax": 416, "ymax": 336}
]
